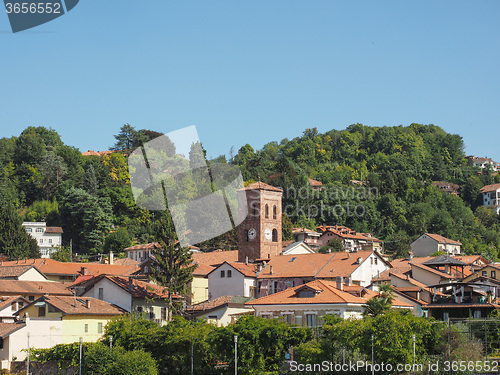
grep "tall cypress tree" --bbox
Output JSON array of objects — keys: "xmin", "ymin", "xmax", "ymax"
[
  {"xmin": 150, "ymin": 209, "xmax": 195, "ymax": 321},
  {"xmin": 0, "ymin": 202, "xmax": 40, "ymax": 259}
]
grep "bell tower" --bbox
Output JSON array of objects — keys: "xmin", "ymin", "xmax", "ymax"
[{"xmin": 238, "ymin": 182, "xmax": 282, "ymax": 262}]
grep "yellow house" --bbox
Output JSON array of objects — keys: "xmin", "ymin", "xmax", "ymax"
[{"xmin": 15, "ymin": 295, "xmax": 125, "ymax": 343}]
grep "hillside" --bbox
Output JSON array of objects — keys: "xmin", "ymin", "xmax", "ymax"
[{"xmin": 0, "ymin": 124, "xmax": 499, "ymax": 260}]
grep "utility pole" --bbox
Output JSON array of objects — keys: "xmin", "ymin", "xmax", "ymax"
[
  {"xmin": 27, "ymin": 333, "xmax": 30, "ymax": 375},
  {"xmin": 79, "ymin": 337, "xmax": 83, "ymax": 375},
  {"xmin": 412, "ymin": 334, "xmax": 416, "ymax": 375},
  {"xmin": 371, "ymin": 334, "xmax": 374, "ymax": 375},
  {"xmin": 110, "ymin": 335, "xmax": 113, "ymax": 350},
  {"xmin": 234, "ymin": 335, "xmax": 238, "ymax": 375}
]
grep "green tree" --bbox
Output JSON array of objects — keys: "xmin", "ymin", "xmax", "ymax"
[
  {"xmin": 83, "ymin": 164, "xmax": 99, "ymax": 196},
  {"xmin": 103, "ymin": 228, "xmax": 131, "ymax": 253},
  {"xmin": 150, "ymin": 210, "xmax": 195, "ymax": 321},
  {"xmin": 0, "ymin": 202, "xmax": 40, "ymax": 259}
]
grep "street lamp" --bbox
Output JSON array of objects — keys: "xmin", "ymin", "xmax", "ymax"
[{"xmin": 234, "ymin": 335, "xmax": 238, "ymax": 375}]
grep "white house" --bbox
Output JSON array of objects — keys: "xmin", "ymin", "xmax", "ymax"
[
  {"xmin": 77, "ymin": 275, "xmax": 182, "ymax": 324},
  {"xmin": 207, "ymin": 262, "xmax": 257, "ymax": 300},
  {"xmin": 187, "ymin": 296, "xmax": 254, "ymax": 326},
  {"xmin": 291, "ymin": 228, "xmax": 320, "ymax": 249},
  {"xmin": 246, "ymin": 279, "xmax": 412, "ymax": 326},
  {"xmin": 480, "ymin": 183, "xmax": 500, "ymax": 214},
  {"xmin": 22, "ymin": 222, "xmax": 63, "ymax": 258},
  {"xmin": 0, "ymin": 296, "xmax": 29, "ymax": 323},
  {"xmin": 281, "ymin": 241, "xmax": 316, "ymax": 255},
  {"xmin": 466, "ymin": 156, "xmax": 500, "ymax": 172},
  {"xmin": 411, "ymin": 233, "xmax": 461, "ymax": 257},
  {"xmin": 0, "ymin": 265, "xmax": 47, "ymax": 282}
]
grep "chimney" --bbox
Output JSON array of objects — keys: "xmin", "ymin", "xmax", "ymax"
[
  {"xmin": 408, "ymin": 252, "xmax": 414, "ymax": 261},
  {"xmin": 336, "ymin": 276, "xmax": 344, "ymax": 291},
  {"xmin": 327, "ymin": 248, "xmax": 331, "ymax": 254},
  {"xmin": 406, "ymin": 274, "xmax": 410, "ymax": 281},
  {"xmin": 85, "ymin": 299, "xmax": 90, "ymax": 309},
  {"xmin": 109, "ymin": 251, "xmax": 114, "ymax": 265},
  {"xmin": 270, "ymin": 266, "xmax": 274, "ymax": 275},
  {"xmin": 80, "ymin": 267, "xmax": 87, "ymax": 276},
  {"xmin": 24, "ymin": 312, "xmax": 29, "ymax": 323},
  {"xmin": 345, "ymin": 276, "xmax": 351, "ymax": 286},
  {"xmin": 245, "ymin": 256, "xmax": 248, "ymax": 266},
  {"xmin": 356, "ymin": 257, "xmax": 363, "ymax": 264},
  {"xmin": 128, "ymin": 278, "xmax": 133, "ymax": 291}
]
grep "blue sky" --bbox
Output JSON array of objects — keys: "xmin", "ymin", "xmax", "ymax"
[{"xmin": 0, "ymin": 1, "xmax": 499, "ymax": 162}]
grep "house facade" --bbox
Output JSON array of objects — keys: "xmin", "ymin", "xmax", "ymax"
[
  {"xmin": 317, "ymin": 225, "xmax": 382, "ymax": 252},
  {"xmin": 22, "ymin": 222, "xmax": 63, "ymax": 258},
  {"xmin": 411, "ymin": 233, "xmax": 461, "ymax": 257},
  {"xmin": 208, "ymin": 262, "xmax": 257, "ymax": 300},
  {"xmin": 246, "ymin": 280, "xmax": 412, "ymax": 326},
  {"xmin": 466, "ymin": 156, "xmax": 500, "ymax": 171},
  {"xmin": 480, "ymin": 183, "xmax": 500, "ymax": 214}
]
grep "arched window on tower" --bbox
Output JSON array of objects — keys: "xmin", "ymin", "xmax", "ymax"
[
  {"xmin": 272, "ymin": 229, "xmax": 278, "ymax": 242},
  {"xmin": 273, "ymin": 205, "xmax": 277, "ymax": 219},
  {"xmin": 244, "ymin": 229, "xmax": 249, "ymax": 242},
  {"xmin": 265, "ymin": 204, "xmax": 269, "ymax": 218}
]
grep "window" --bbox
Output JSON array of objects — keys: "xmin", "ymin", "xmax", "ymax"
[
  {"xmin": 227, "ymin": 270, "xmax": 232, "ymax": 278},
  {"xmin": 38, "ymin": 306, "xmax": 46, "ymax": 317},
  {"xmin": 28, "ymin": 296, "xmax": 35, "ymax": 302},
  {"xmin": 220, "ymin": 270, "xmax": 225, "ymax": 278},
  {"xmin": 48, "ymin": 239, "xmax": 52, "ymax": 244},
  {"xmin": 161, "ymin": 307, "xmax": 167, "ymax": 321},
  {"xmin": 36, "ymin": 228, "xmax": 44, "ymax": 233},
  {"xmin": 272, "ymin": 229, "xmax": 278, "ymax": 242},
  {"xmin": 98, "ymin": 288, "xmax": 104, "ymax": 300},
  {"xmin": 252, "ymin": 204, "xmax": 258, "ymax": 217},
  {"xmin": 149, "ymin": 307, "xmax": 155, "ymax": 319},
  {"xmin": 98, "ymin": 322, "xmax": 103, "ymax": 334},
  {"xmin": 482, "ymin": 271, "xmax": 487, "ymax": 276},
  {"xmin": 374, "ymin": 258, "xmax": 378, "ymax": 265},
  {"xmin": 137, "ymin": 306, "xmax": 143, "ymax": 313},
  {"xmin": 298, "ymin": 290, "xmax": 314, "ymax": 298},
  {"xmin": 265, "ymin": 204, "xmax": 269, "ymax": 218},
  {"xmin": 26, "ymin": 228, "xmax": 32, "ymax": 233},
  {"xmin": 443, "ymin": 312, "xmax": 449, "ymax": 322},
  {"xmin": 11, "ymin": 303, "xmax": 16, "ymax": 311},
  {"xmin": 39, "ymin": 239, "xmax": 43, "ymax": 244},
  {"xmin": 18, "ymin": 302, "xmax": 23, "ymax": 308},
  {"xmin": 306, "ymin": 314, "xmax": 316, "ymax": 327},
  {"xmin": 474, "ymin": 310, "xmax": 481, "ymax": 319},
  {"xmin": 84, "ymin": 324, "xmax": 88, "ymax": 333},
  {"xmin": 370, "ymin": 258, "xmax": 373, "ymax": 265},
  {"xmin": 273, "ymin": 205, "xmax": 277, "ymax": 219},
  {"xmin": 244, "ymin": 230, "xmax": 249, "ymax": 242},
  {"xmin": 283, "ymin": 314, "xmax": 292, "ymax": 324},
  {"xmin": 492, "ymin": 271, "xmax": 497, "ymax": 279},
  {"xmin": 48, "ymin": 304, "xmax": 57, "ymax": 313}
]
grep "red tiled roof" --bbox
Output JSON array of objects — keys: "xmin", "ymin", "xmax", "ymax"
[
  {"xmin": 0, "ymin": 296, "xmax": 28, "ymax": 311},
  {"xmin": 111, "ymin": 258, "xmax": 140, "ymax": 266},
  {"xmin": 82, "ymin": 150, "xmax": 122, "ymax": 157},
  {"xmin": 208, "ymin": 262, "xmax": 257, "ymax": 278},
  {"xmin": 77, "ymin": 275, "xmax": 182, "ymax": 300},
  {"xmin": 0, "ymin": 259, "xmax": 139, "ymax": 278},
  {"xmin": 317, "ymin": 225, "xmax": 382, "ymax": 242},
  {"xmin": 193, "ymin": 264, "xmax": 215, "ymax": 276},
  {"xmin": 0, "ymin": 280, "xmax": 71, "ymax": 296},
  {"xmin": 0, "ymin": 322, "xmax": 26, "ymax": 338},
  {"xmin": 257, "ymin": 251, "xmax": 382, "ymax": 280},
  {"xmin": 480, "ymin": 183, "xmax": 500, "ymax": 193},
  {"xmin": 424, "ymin": 233, "xmax": 462, "ymax": 245},
  {"xmin": 308, "ymin": 178, "xmax": 323, "ymax": 187},
  {"xmin": 191, "ymin": 250, "xmax": 239, "ymax": 268},
  {"xmin": 246, "ymin": 279, "xmax": 412, "ymax": 308},
  {"xmin": 124, "ymin": 242, "xmax": 160, "ymax": 251},
  {"xmin": 0, "ymin": 265, "xmax": 43, "ymax": 279},
  {"xmin": 410, "ymin": 262, "xmax": 455, "ymax": 279},
  {"xmin": 17, "ymin": 295, "xmax": 125, "ymax": 316},
  {"xmin": 45, "ymin": 227, "xmax": 63, "ymax": 234},
  {"xmin": 241, "ymin": 182, "xmax": 282, "ymax": 192},
  {"xmin": 292, "ymin": 227, "xmax": 320, "ymax": 235}
]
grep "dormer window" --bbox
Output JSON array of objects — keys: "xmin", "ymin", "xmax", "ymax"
[{"xmin": 298, "ymin": 290, "xmax": 314, "ymax": 298}]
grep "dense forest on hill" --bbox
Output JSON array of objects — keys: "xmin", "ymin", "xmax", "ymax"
[{"xmin": 0, "ymin": 124, "xmax": 499, "ymax": 261}]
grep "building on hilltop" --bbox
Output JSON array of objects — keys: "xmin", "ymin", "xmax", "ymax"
[
  {"xmin": 22, "ymin": 222, "xmax": 63, "ymax": 258},
  {"xmin": 480, "ymin": 183, "xmax": 500, "ymax": 215}
]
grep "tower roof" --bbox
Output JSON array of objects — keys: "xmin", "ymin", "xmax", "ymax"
[{"xmin": 241, "ymin": 181, "xmax": 282, "ymax": 192}]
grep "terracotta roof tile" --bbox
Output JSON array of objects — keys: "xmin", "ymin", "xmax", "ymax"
[
  {"xmin": 0, "ymin": 259, "xmax": 139, "ymax": 278},
  {"xmin": 191, "ymin": 250, "xmax": 239, "ymax": 268},
  {"xmin": 0, "ymin": 295, "xmax": 28, "ymax": 311},
  {"xmin": 0, "ymin": 265, "xmax": 41, "ymax": 279},
  {"xmin": 124, "ymin": 243, "xmax": 160, "ymax": 251},
  {"xmin": 308, "ymin": 178, "xmax": 323, "ymax": 186},
  {"xmin": 45, "ymin": 227, "xmax": 63, "ymax": 234},
  {"xmin": 424, "ymin": 233, "xmax": 462, "ymax": 245},
  {"xmin": 17, "ymin": 295, "xmax": 125, "ymax": 316},
  {"xmin": 0, "ymin": 280, "xmax": 72, "ymax": 296},
  {"xmin": 257, "ymin": 251, "xmax": 381, "ymax": 280},
  {"xmin": 480, "ymin": 183, "xmax": 500, "ymax": 193},
  {"xmin": 0, "ymin": 322, "xmax": 26, "ymax": 338},
  {"xmin": 241, "ymin": 182, "xmax": 282, "ymax": 192}
]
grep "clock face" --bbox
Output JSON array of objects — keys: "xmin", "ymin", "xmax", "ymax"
[
  {"xmin": 248, "ymin": 228, "xmax": 257, "ymax": 240},
  {"xmin": 264, "ymin": 228, "xmax": 272, "ymax": 240}
]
